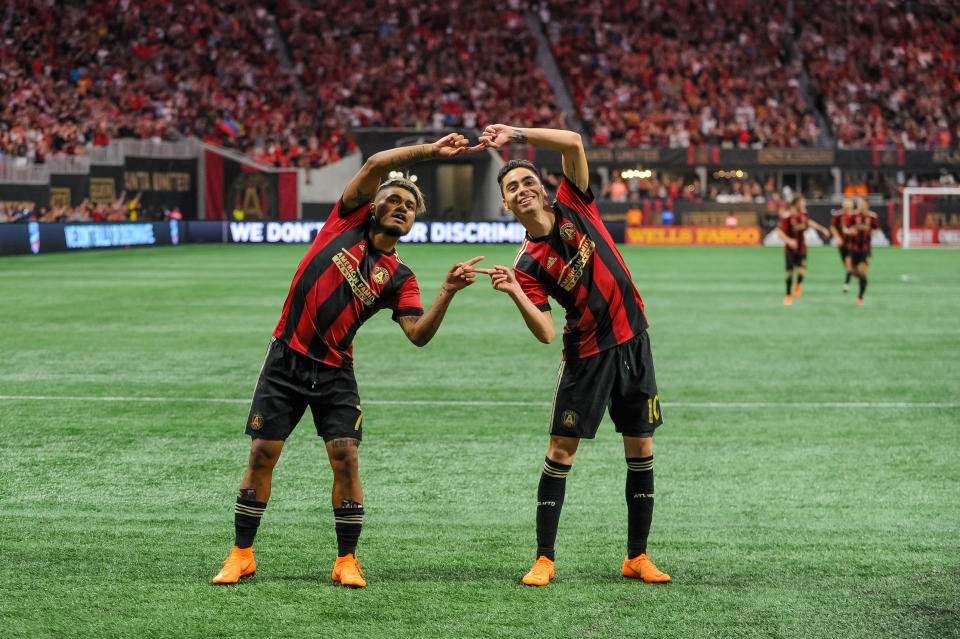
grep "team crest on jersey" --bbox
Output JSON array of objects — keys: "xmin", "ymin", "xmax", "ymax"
[
  {"xmin": 371, "ymin": 266, "xmax": 389, "ymax": 284},
  {"xmin": 250, "ymin": 413, "xmax": 264, "ymax": 430},
  {"xmin": 561, "ymin": 410, "xmax": 579, "ymax": 427},
  {"xmin": 560, "ymin": 222, "xmax": 576, "ymax": 241}
]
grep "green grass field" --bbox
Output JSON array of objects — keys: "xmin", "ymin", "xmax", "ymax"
[{"xmin": 1, "ymin": 243, "xmax": 958, "ymax": 639}]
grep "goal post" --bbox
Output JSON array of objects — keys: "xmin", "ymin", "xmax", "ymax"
[{"xmin": 901, "ymin": 186, "xmax": 960, "ymax": 248}]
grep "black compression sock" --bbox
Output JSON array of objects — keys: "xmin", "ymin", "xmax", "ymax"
[
  {"xmin": 626, "ymin": 456, "xmax": 654, "ymax": 558},
  {"xmin": 333, "ymin": 506, "xmax": 364, "ymax": 556},
  {"xmin": 859, "ymin": 276, "xmax": 867, "ymax": 299},
  {"xmin": 234, "ymin": 497, "xmax": 267, "ymax": 549},
  {"xmin": 536, "ymin": 458, "xmax": 571, "ymax": 561}
]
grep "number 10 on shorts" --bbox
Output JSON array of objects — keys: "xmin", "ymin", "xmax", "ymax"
[{"xmin": 647, "ymin": 395, "xmax": 660, "ymax": 423}]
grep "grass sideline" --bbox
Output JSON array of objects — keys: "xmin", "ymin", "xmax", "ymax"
[{"xmin": 0, "ymin": 244, "xmax": 958, "ymax": 639}]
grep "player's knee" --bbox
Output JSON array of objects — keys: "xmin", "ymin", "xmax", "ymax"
[
  {"xmin": 248, "ymin": 443, "xmax": 281, "ymax": 472},
  {"xmin": 328, "ymin": 440, "xmax": 360, "ymax": 474}
]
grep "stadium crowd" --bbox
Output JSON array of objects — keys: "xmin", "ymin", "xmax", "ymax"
[
  {"xmin": 0, "ymin": 0, "xmax": 957, "ymax": 168},
  {"xmin": 794, "ymin": 0, "xmax": 960, "ymax": 149}
]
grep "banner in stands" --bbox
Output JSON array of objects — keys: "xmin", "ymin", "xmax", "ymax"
[
  {"xmin": 0, "ymin": 221, "xmax": 180, "ymax": 256},
  {"xmin": 625, "ymin": 225, "xmax": 762, "ymax": 246},
  {"xmin": 124, "ymin": 157, "xmax": 197, "ymax": 219},
  {"xmin": 204, "ymin": 151, "xmax": 297, "ymax": 221},
  {"xmin": 892, "ymin": 227, "xmax": 960, "ymax": 246}
]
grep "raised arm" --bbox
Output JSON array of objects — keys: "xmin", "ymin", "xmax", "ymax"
[
  {"xmin": 479, "ymin": 124, "xmax": 589, "ymax": 193},
  {"xmin": 397, "ymin": 256, "xmax": 487, "ymax": 347},
  {"xmin": 341, "ymin": 133, "xmax": 478, "ymax": 211}
]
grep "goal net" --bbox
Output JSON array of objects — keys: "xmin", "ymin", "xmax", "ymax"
[{"xmin": 899, "ymin": 187, "xmax": 960, "ymax": 248}]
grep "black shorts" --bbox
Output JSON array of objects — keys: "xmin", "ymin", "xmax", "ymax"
[
  {"xmin": 838, "ymin": 246, "xmax": 849, "ymax": 262},
  {"xmin": 849, "ymin": 249, "xmax": 871, "ymax": 266},
  {"xmin": 245, "ymin": 337, "xmax": 363, "ymax": 442},
  {"xmin": 785, "ymin": 251, "xmax": 807, "ymax": 270},
  {"xmin": 549, "ymin": 331, "xmax": 663, "ymax": 439}
]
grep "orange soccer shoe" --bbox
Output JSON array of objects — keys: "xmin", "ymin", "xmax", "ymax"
[
  {"xmin": 783, "ymin": 294, "xmax": 793, "ymax": 306},
  {"xmin": 212, "ymin": 546, "xmax": 256, "ymax": 584},
  {"xmin": 794, "ymin": 283, "xmax": 802, "ymax": 297},
  {"xmin": 856, "ymin": 298, "xmax": 865, "ymax": 306},
  {"xmin": 521, "ymin": 556, "xmax": 555, "ymax": 586},
  {"xmin": 622, "ymin": 554, "xmax": 671, "ymax": 583},
  {"xmin": 331, "ymin": 553, "xmax": 366, "ymax": 587}
]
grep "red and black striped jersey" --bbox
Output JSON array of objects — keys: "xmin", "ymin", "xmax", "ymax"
[
  {"xmin": 846, "ymin": 211, "xmax": 879, "ymax": 252},
  {"xmin": 513, "ymin": 177, "xmax": 648, "ymax": 360},
  {"xmin": 272, "ymin": 200, "xmax": 423, "ymax": 367},
  {"xmin": 780, "ymin": 212, "xmax": 811, "ymax": 253},
  {"xmin": 831, "ymin": 210, "xmax": 852, "ymax": 248}
]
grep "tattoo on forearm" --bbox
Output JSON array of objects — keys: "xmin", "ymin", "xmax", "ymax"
[
  {"xmin": 346, "ymin": 187, "xmax": 373, "ymax": 207},
  {"xmin": 386, "ymin": 146, "xmax": 435, "ymax": 171},
  {"xmin": 511, "ymin": 129, "xmax": 528, "ymax": 144}
]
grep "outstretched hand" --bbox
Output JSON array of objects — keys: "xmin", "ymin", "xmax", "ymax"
[
  {"xmin": 433, "ymin": 133, "xmax": 487, "ymax": 157},
  {"xmin": 477, "ymin": 264, "xmax": 520, "ymax": 295},
  {"xmin": 477, "ymin": 123, "xmax": 513, "ymax": 149},
  {"xmin": 443, "ymin": 256, "xmax": 490, "ymax": 292}
]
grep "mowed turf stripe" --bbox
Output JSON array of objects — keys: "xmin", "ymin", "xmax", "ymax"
[{"xmin": 0, "ymin": 394, "xmax": 957, "ymax": 408}]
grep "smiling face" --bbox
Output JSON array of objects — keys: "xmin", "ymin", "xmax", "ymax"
[
  {"xmin": 500, "ymin": 166, "xmax": 547, "ymax": 217},
  {"xmin": 372, "ymin": 185, "xmax": 418, "ymax": 237}
]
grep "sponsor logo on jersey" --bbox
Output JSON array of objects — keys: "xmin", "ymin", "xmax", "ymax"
[
  {"xmin": 556, "ymin": 236, "xmax": 595, "ymax": 291},
  {"xmin": 332, "ymin": 247, "xmax": 379, "ymax": 306}
]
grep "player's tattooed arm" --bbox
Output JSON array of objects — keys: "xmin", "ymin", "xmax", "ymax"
[
  {"xmin": 383, "ymin": 145, "xmax": 436, "ymax": 171},
  {"xmin": 341, "ymin": 134, "xmax": 474, "ymax": 213},
  {"xmin": 511, "ymin": 129, "xmax": 528, "ymax": 144},
  {"xmin": 480, "ymin": 125, "xmax": 588, "ymax": 192}
]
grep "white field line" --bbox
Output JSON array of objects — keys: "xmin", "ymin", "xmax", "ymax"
[{"xmin": 0, "ymin": 395, "xmax": 957, "ymax": 409}]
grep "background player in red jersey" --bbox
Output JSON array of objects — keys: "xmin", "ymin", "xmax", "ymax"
[
  {"xmin": 830, "ymin": 197, "xmax": 856, "ymax": 293},
  {"xmin": 844, "ymin": 198, "xmax": 881, "ymax": 305},
  {"xmin": 475, "ymin": 123, "xmax": 671, "ymax": 586},
  {"xmin": 212, "ymin": 133, "xmax": 486, "ymax": 587},
  {"xmin": 777, "ymin": 194, "xmax": 830, "ymax": 305}
]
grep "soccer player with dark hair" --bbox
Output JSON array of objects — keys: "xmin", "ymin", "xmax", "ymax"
[
  {"xmin": 844, "ymin": 198, "xmax": 880, "ymax": 306},
  {"xmin": 777, "ymin": 194, "xmax": 830, "ymax": 305},
  {"xmin": 475, "ymin": 123, "xmax": 670, "ymax": 586},
  {"xmin": 212, "ymin": 133, "xmax": 486, "ymax": 587},
  {"xmin": 831, "ymin": 197, "xmax": 856, "ymax": 293}
]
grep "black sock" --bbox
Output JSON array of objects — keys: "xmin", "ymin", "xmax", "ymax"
[
  {"xmin": 234, "ymin": 497, "xmax": 267, "ymax": 549},
  {"xmin": 333, "ymin": 507, "xmax": 364, "ymax": 556},
  {"xmin": 626, "ymin": 456, "xmax": 655, "ymax": 559},
  {"xmin": 858, "ymin": 276, "xmax": 867, "ymax": 299},
  {"xmin": 786, "ymin": 277, "xmax": 793, "ymax": 295},
  {"xmin": 797, "ymin": 274, "xmax": 804, "ymax": 286},
  {"xmin": 845, "ymin": 272, "xmax": 852, "ymax": 284},
  {"xmin": 536, "ymin": 457, "xmax": 571, "ymax": 561}
]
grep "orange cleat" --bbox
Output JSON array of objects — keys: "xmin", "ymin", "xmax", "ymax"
[
  {"xmin": 794, "ymin": 283, "xmax": 802, "ymax": 297},
  {"xmin": 622, "ymin": 553, "xmax": 671, "ymax": 583},
  {"xmin": 521, "ymin": 556, "xmax": 555, "ymax": 586},
  {"xmin": 783, "ymin": 295, "xmax": 793, "ymax": 306},
  {"xmin": 856, "ymin": 298, "xmax": 864, "ymax": 306},
  {"xmin": 212, "ymin": 546, "xmax": 256, "ymax": 584},
  {"xmin": 331, "ymin": 553, "xmax": 366, "ymax": 587}
]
